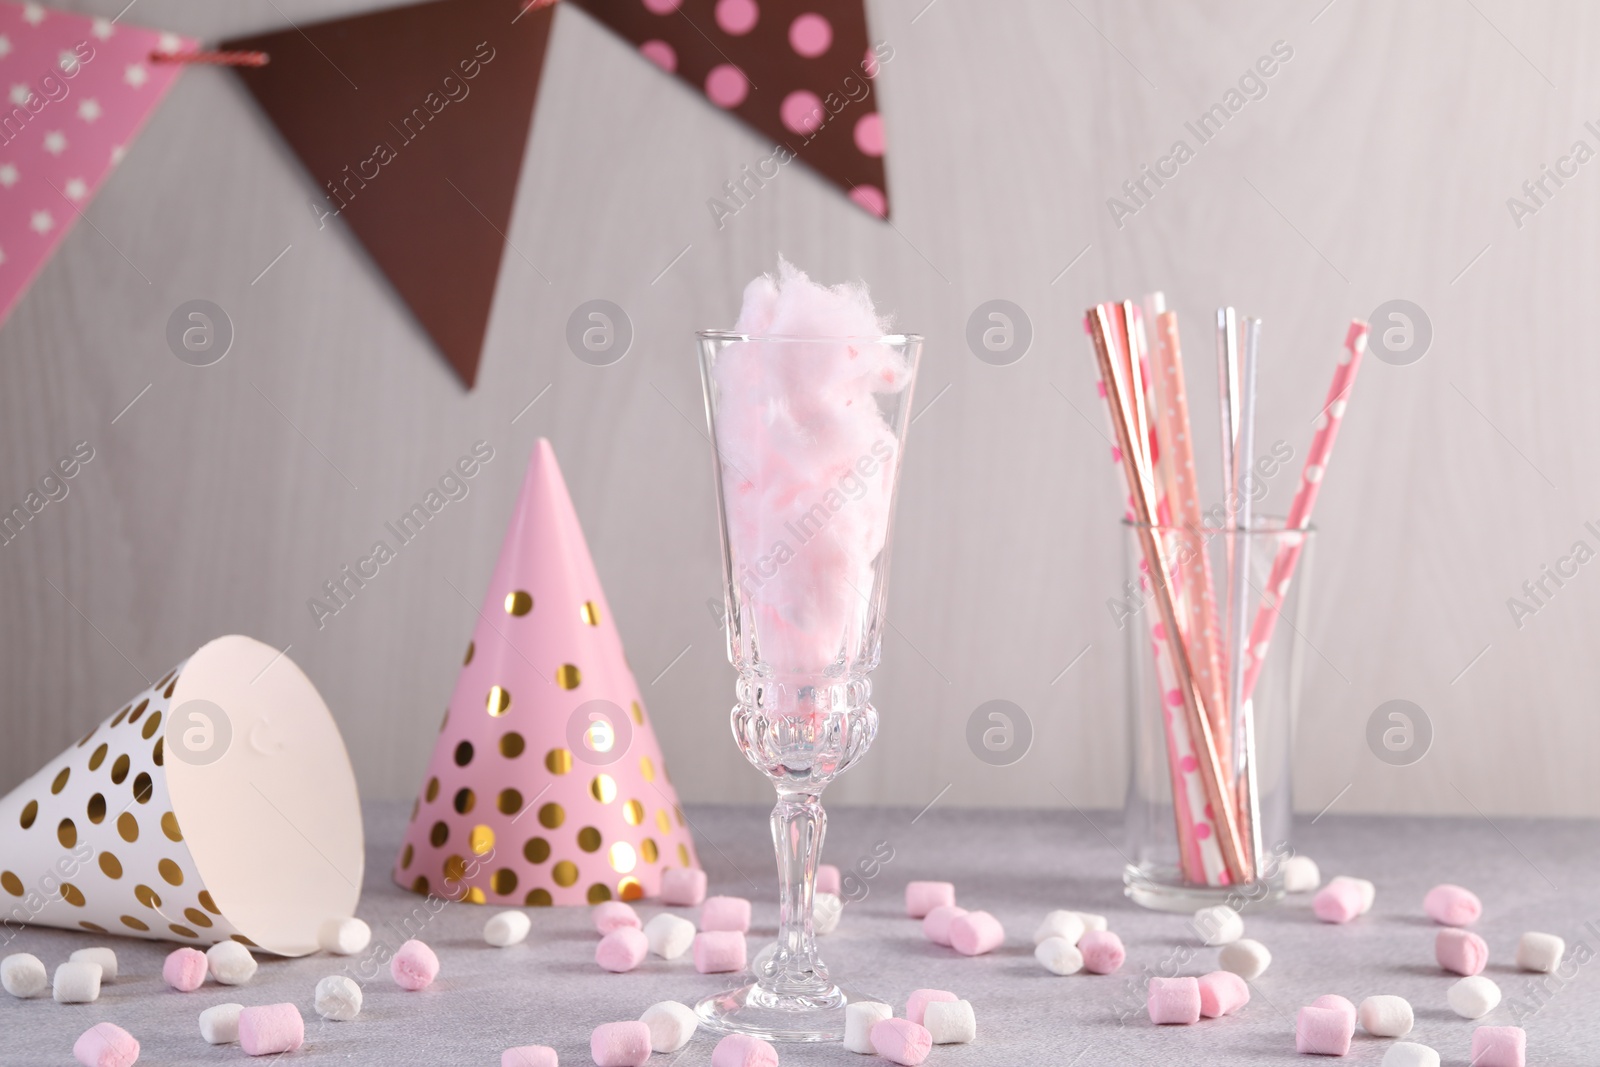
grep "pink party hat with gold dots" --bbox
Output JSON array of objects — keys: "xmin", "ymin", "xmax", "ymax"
[{"xmin": 394, "ymin": 439, "xmax": 699, "ymax": 906}]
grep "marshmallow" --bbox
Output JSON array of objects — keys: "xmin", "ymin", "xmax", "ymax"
[
  {"xmin": 712, "ymin": 1032, "xmax": 779, "ymax": 1067},
  {"xmin": 1382, "ymin": 1042, "xmax": 1440, "ymax": 1067},
  {"xmin": 1470, "ymin": 1026, "xmax": 1526, "ymax": 1067},
  {"xmin": 391, "ymin": 938, "xmax": 439, "ymax": 990},
  {"xmin": 594, "ymin": 900, "xmax": 642, "ymax": 935},
  {"xmin": 199, "ymin": 1003, "xmax": 243, "ymax": 1044},
  {"xmin": 69, "ymin": 948, "xmax": 118, "ymax": 982},
  {"xmin": 702, "ymin": 895, "xmax": 753, "ymax": 933},
  {"xmin": 238, "ymin": 1003, "xmax": 305, "ymax": 1056},
  {"xmin": 640, "ymin": 1001, "xmax": 698, "ymax": 1053},
  {"xmin": 693, "ymin": 931, "xmax": 746, "ymax": 974},
  {"xmin": 1311, "ymin": 994, "xmax": 1357, "ymax": 1026},
  {"xmin": 1035, "ymin": 936, "xmax": 1084, "ymax": 976},
  {"xmin": 1033, "ymin": 910, "xmax": 1086, "ymax": 946},
  {"xmin": 906, "ymin": 988, "xmax": 957, "ymax": 1025},
  {"xmin": 817, "ymin": 864, "xmax": 842, "ymax": 895},
  {"xmin": 1218, "ymin": 938, "xmax": 1272, "ymax": 979},
  {"xmin": 922, "ymin": 905, "xmax": 968, "ymax": 947},
  {"xmin": 950, "ymin": 910, "xmax": 1004, "ymax": 956},
  {"xmin": 1449, "ymin": 976, "xmax": 1502, "ymax": 1019},
  {"xmin": 1436, "ymin": 929, "xmax": 1489, "ymax": 976},
  {"xmin": 1071, "ymin": 911, "xmax": 1109, "ymax": 933},
  {"xmin": 905, "ymin": 881, "xmax": 956, "ymax": 919},
  {"xmin": 1282, "ymin": 855, "xmax": 1321, "ymax": 893},
  {"xmin": 1516, "ymin": 931, "xmax": 1564, "ymax": 973},
  {"xmin": 501, "ymin": 1047, "xmax": 558, "ymax": 1067},
  {"xmin": 924, "ymin": 999, "xmax": 976, "ymax": 1044},
  {"xmin": 815, "ymin": 892, "xmax": 843, "ymax": 935},
  {"xmin": 315, "ymin": 974, "xmax": 363, "ymax": 1021},
  {"xmin": 644, "ymin": 913, "xmax": 697, "ymax": 959},
  {"xmin": 844, "ymin": 1001, "xmax": 893, "ymax": 1053},
  {"xmin": 1198, "ymin": 970, "xmax": 1250, "ymax": 1017},
  {"xmin": 660, "ymin": 867, "xmax": 708, "ymax": 906},
  {"xmin": 1313, "ymin": 878, "xmax": 1366, "ymax": 924},
  {"xmin": 1359, "ymin": 995, "xmax": 1414, "ymax": 1038},
  {"xmin": 53, "ymin": 961, "xmax": 102, "ymax": 1004},
  {"xmin": 207, "ymin": 941, "xmax": 258, "ymax": 986},
  {"xmin": 73, "ymin": 1022, "xmax": 138, "ymax": 1067},
  {"xmin": 1148, "ymin": 976, "xmax": 1201, "ymax": 1024},
  {"xmin": 1296, "ymin": 1005, "xmax": 1354, "ymax": 1056},
  {"xmin": 597, "ymin": 927, "xmax": 649, "ymax": 973},
  {"xmin": 2, "ymin": 953, "xmax": 47, "ymax": 998},
  {"xmin": 1423, "ymin": 884, "xmax": 1481, "ymax": 926},
  {"xmin": 163, "ymin": 948, "xmax": 208, "ymax": 992},
  {"xmin": 1193, "ymin": 904, "xmax": 1244, "ymax": 946},
  {"xmin": 318, "ymin": 917, "xmax": 372, "ymax": 955},
  {"xmin": 591, "ymin": 1021, "xmax": 652, "ymax": 1067},
  {"xmin": 1079, "ymin": 930, "xmax": 1126, "ymax": 974},
  {"xmin": 486, "ymin": 910, "xmax": 532, "ymax": 947},
  {"xmin": 872, "ymin": 1018, "xmax": 933, "ymax": 1065}
]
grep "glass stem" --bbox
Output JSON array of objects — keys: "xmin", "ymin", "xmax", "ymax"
[{"xmin": 763, "ymin": 788, "xmax": 828, "ymax": 995}]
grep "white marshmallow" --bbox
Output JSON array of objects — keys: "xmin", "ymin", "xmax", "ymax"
[
  {"xmin": 1359, "ymin": 995, "xmax": 1414, "ymax": 1037},
  {"xmin": 1516, "ymin": 931, "xmax": 1564, "ymax": 973},
  {"xmin": 640, "ymin": 1001, "xmax": 698, "ymax": 1052},
  {"xmin": 923, "ymin": 999, "xmax": 976, "ymax": 1044},
  {"xmin": 1071, "ymin": 911, "xmax": 1109, "ymax": 933},
  {"xmin": 52, "ymin": 960, "xmax": 101, "ymax": 1003},
  {"xmin": 1448, "ymin": 976, "xmax": 1501, "ymax": 1019},
  {"xmin": 814, "ymin": 892, "xmax": 843, "ymax": 935},
  {"xmin": 484, "ymin": 911, "xmax": 532, "ymax": 947},
  {"xmin": 199, "ymin": 1002, "xmax": 244, "ymax": 1044},
  {"xmin": 844, "ymin": 1001, "xmax": 893, "ymax": 1054},
  {"xmin": 1034, "ymin": 936, "xmax": 1084, "ymax": 976},
  {"xmin": 1382, "ymin": 1041, "xmax": 1440, "ymax": 1067},
  {"xmin": 643, "ymin": 913, "xmax": 696, "ymax": 960},
  {"xmin": 1, "ymin": 953, "xmax": 47, "ymax": 998},
  {"xmin": 1217, "ymin": 938, "xmax": 1272, "ymax": 979},
  {"xmin": 69, "ymin": 947, "xmax": 117, "ymax": 982},
  {"xmin": 315, "ymin": 975, "xmax": 363, "ymax": 1021},
  {"xmin": 1192, "ymin": 904, "xmax": 1244, "ymax": 946},
  {"xmin": 318, "ymin": 917, "xmax": 371, "ymax": 955},
  {"xmin": 1033, "ymin": 910, "xmax": 1086, "ymax": 946},
  {"xmin": 1345, "ymin": 876, "xmax": 1377, "ymax": 914},
  {"xmin": 206, "ymin": 940, "xmax": 258, "ymax": 985},
  {"xmin": 1281, "ymin": 855, "xmax": 1321, "ymax": 893}
]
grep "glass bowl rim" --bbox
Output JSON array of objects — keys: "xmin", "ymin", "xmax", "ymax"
[{"xmin": 697, "ymin": 329, "xmax": 923, "ymax": 344}]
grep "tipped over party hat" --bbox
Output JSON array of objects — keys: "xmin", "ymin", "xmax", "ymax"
[
  {"xmin": 394, "ymin": 439, "xmax": 699, "ymax": 906},
  {"xmin": 0, "ymin": 635, "xmax": 362, "ymax": 955}
]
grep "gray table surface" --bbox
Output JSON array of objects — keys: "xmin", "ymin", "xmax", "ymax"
[{"xmin": 2, "ymin": 802, "xmax": 1596, "ymax": 1066}]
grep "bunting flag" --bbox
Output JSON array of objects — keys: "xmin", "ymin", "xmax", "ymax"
[{"xmin": 0, "ymin": 3, "xmax": 193, "ymax": 329}]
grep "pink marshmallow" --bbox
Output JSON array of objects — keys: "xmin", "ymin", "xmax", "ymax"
[
  {"xmin": 693, "ymin": 931, "xmax": 747, "ymax": 974},
  {"xmin": 73, "ymin": 1023, "xmax": 139, "ymax": 1067},
  {"xmin": 501, "ymin": 1047, "xmax": 558, "ymax": 1067},
  {"xmin": 391, "ymin": 938, "xmax": 440, "ymax": 990},
  {"xmin": 711, "ymin": 1032, "xmax": 779, "ymax": 1067},
  {"xmin": 590, "ymin": 1021, "xmax": 651, "ymax": 1067},
  {"xmin": 871, "ymin": 1018, "xmax": 933, "ymax": 1065},
  {"xmin": 1198, "ymin": 970, "xmax": 1250, "ymax": 1017},
  {"xmin": 1147, "ymin": 976, "xmax": 1201, "ymax": 1025},
  {"xmin": 1310, "ymin": 994, "xmax": 1356, "ymax": 1026},
  {"xmin": 238, "ymin": 1003, "xmax": 305, "ymax": 1057},
  {"xmin": 905, "ymin": 881, "xmax": 956, "ymax": 918},
  {"xmin": 1423, "ymin": 883, "xmax": 1482, "ymax": 926},
  {"xmin": 1295, "ymin": 1005, "xmax": 1353, "ymax": 1056},
  {"xmin": 1471, "ymin": 1025, "xmax": 1526, "ymax": 1067},
  {"xmin": 921, "ymin": 904, "xmax": 968, "ymax": 947},
  {"xmin": 162, "ymin": 947, "xmax": 208, "ymax": 992},
  {"xmin": 1079, "ymin": 930, "xmax": 1126, "ymax": 974},
  {"xmin": 593, "ymin": 900, "xmax": 642, "ymax": 935},
  {"xmin": 1312, "ymin": 880, "xmax": 1364, "ymax": 923},
  {"xmin": 949, "ymin": 910, "xmax": 1004, "ymax": 956},
  {"xmin": 817, "ymin": 864, "xmax": 841, "ymax": 896},
  {"xmin": 596, "ymin": 927, "xmax": 649, "ymax": 973},
  {"xmin": 1437, "ymin": 929, "xmax": 1489, "ymax": 976},
  {"xmin": 660, "ymin": 867, "xmax": 708, "ymax": 906},
  {"xmin": 906, "ymin": 988, "xmax": 957, "ymax": 1026},
  {"xmin": 701, "ymin": 895, "xmax": 753, "ymax": 933}
]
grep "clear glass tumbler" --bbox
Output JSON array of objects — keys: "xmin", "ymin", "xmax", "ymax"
[
  {"xmin": 1122, "ymin": 519, "xmax": 1312, "ymax": 912},
  {"xmin": 695, "ymin": 330, "xmax": 922, "ymax": 1041}
]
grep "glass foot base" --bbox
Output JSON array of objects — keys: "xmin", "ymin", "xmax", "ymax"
[
  {"xmin": 695, "ymin": 981, "xmax": 877, "ymax": 1042},
  {"xmin": 1124, "ymin": 863, "xmax": 1285, "ymax": 913}
]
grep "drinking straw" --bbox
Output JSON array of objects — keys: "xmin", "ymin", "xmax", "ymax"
[
  {"xmin": 1231, "ymin": 317, "xmax": 1261, "ymax": 863},
  {"xmin": 1215, "ymin": 308, "xmax": 1241, "ymax": 761}
]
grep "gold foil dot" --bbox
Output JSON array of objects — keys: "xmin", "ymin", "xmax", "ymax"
[
  {"xmin": 454, "ymin": 788, "xmax": 476, "ymax": 815},
  {"xmin": 86, "ymin": 793, "xmax": 106, "ymax": 824},
  {"xmin": 492, "ymin": 869, "xmax": 518, "ymax": 896},
  {"xmin": 121, "ymin": 915, "xmax": 149, "ymax": 931},
  {"xmin": 639, "ymin": 756, "xmax": 656, "ymax": 783},
  {"xmin": 164, "ymin": 676, "xmax": 178, "ymax": 699},
  {"xmin": 161, "ymin": 812, "xmax": 182, "ymax": 842},
  {"xmin": 656, "ymin": 809, "xmax": 671, "ymax": 834},
  {"xmin": 641, "ymin": 839, "xmax": 659, "ymax": 864},
  {"xmin": 141, "ymin": 711, "xmax": 162, "ymax": 740},
  {"xmin": 20, "ymin": 800, "xmax": 38, "ymax": 829},
  {"xmin": 430, "ymin": 822, "xmax": 449, "ymax": 848},
  {"xmin": 169, "ymin": 924, "xmax": 197, "ymax": 938},
  {"xmin": 623, "ymin": 800, "xmax": 644, "ymax": 826},
  {"xmin": 464, "ymin": 886, "xmax": 485, "ymax": 905},
  {"xmin": 590, "ymin": 775, "xmax": 617, "ymax": 804},
  {"xmin": 135, "ymin": 884, "xmax": 161, "ymax": 909},
  {"xmin": 505, "ymin": 590, "xmax": 533, "ymax": 616},
  {"xmin": 51, "ymin": 767, "xmax": 70, "ymax": 794},
  {"xmin": 455, "ymin": 741, "xmax": 474, "ymax": 766},
  {"xmin": 184, "ymin": 907, "xmax": 213, "ymax": 928},
  {"xmin": 678, "ymin": 844, "xmax": 691, "ymax": 866},
  {"xmin": 425, "ymin": 777, "xmax": 440, "ymax": 803},
  {"xmin": 156, "ymin": 670, "xmax": 175, "ymax": 690},
  {"xmin": 487, "ymin": 686, "xmax": 511, "ymax": 717},
  {"xmin": 152, "ymin": 738, "xmax": 164, "ymax": 766},
  {"xmin": 630, "ymin": 701, "xmax": 643, "ymax": 725},
  {"xmin": 469, "ymin": 825, "xmax": 495, "ymax": 856},
  {"xmin": 78, "ymin": 727, "xmax": 96, "ymax": 747},
  {"xmin": 111, "ymin": 706, "xmax": 130, "ymax": 727},
  {"xmin": 500, "ymin": 732, "xmax": 525, "ymax": 758},
  {"xmin": 526, "ymin": 888, "xmax": 552, "ymax": 907},
  {"xmin": 524, "ymin": 837, "xmax": 550, "ymax": 864},
  {"xmin": 443, "ymin": 855, "xmax": 467, "ymax": 882},
  {"xmin": 1, "ymin": 871, "xmax": 23, "ymax": 896},
  {"xmin": 556, "ymin": 664, "xmax": 581, "ymax": 690},
  {"xmin": 401, "ymin": 844, "xmax": 414, "ymax": 869},
  {"xmin": 232, "ymin": 935, "xmax": 258, "ymax": 948},
  {"xmin": 99, "ymin": 852, "xmax": 122, "ymax": 880},
  {"xmin": 57, "ymin": 818, "xmax": 76, "ymax": 848},
  {"xmin": 412, "ymin": 876, "xmax": 430, "ymax": 895},
  {"xmin": 546, "ymin": 748, "xmax": 572, "ymax": 775},
  {"xmin": 158, "ymin": 859, "xmax": 184, "ymax": 886},
  {"xmin": 88, "ymin": 743, "xmax": 107, "ymax": 771},
  {"xmin": 464, "ymin": 641, "xmax": 475, "ymax": 665},
  {"xmin": 198, "ymin": 891, "xmax": 219, "ymax": 914},
  {"xmin": 552, "ymin": 860, "xmax": 579, "ymax": 887},
  {"xmin": 117, "ymin": 812, "xmax": 139, "ymax": 842},
  {"xmin": 132, "ymin": 772, "xmax": 153, "ymax": 804},
  {"xmin": 577, "ymin": 827, "xmax": 602, "ymax": 853},
  {"xmin": 581, "ymin": 601, "xmax": 601, "ymax": 626},
  {"xmin": 111, "ymin": 754, "xmax": 130, "ymax": 785},
  {"xmin": 586, "ymin": 882, "xmax": 611, "ymax": 904},
  {"xmin": 78, "ymin": 921, "xmax": 106, "ymax": 933},
  {"xmin": 498, "ymin": 789, "xmax": 523, "ymax": 816},
  {"xmin": 609, "ymin": 842, "xmax": 637, "ymax": 874},
  {"xmin": 618, "ymin": 876, "xmax": 644, "ymax": 902},
  {"xmin": 128, "ymin": 699, "xmax": 148, "ymax": 724},
  {"xmin": 538, "ymin": 803, "xmax": 565, "ymax": 829}
]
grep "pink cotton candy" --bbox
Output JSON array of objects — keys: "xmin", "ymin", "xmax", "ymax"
[
  {"xmin": 1313, "ymin": 880, "xmax": 1364, "ymax": 923},
  {"xmin": 904, "ymin": 881, "xmax": 956, "ymax": 918},
  {"xmin": 921, "ymin": 904, "xmax": 968, "ymax": 947},
  {"xmin": 1471, "ymin": 1025, "xmax": 1526, "ymax": 1067},
  {"xmin": 596, "ymin": 927, "xmax": 649, "ymax": 973},
  {"xmin": 590, "ymin": 1021, "xmax": 651, "ymax": 1067},
  {"xmin": 390, "ymin": 938, "xmax": 439, "ymax": 990},
  {"xmin": 1437, "ymin": 929, "xmax": 1489, "ymax": 976},
  {"xmin": 162, "ymin": 947, "xmax": 208, "ymax": 992},
  {"xmin": 694, "ymin": 931, "xmax": 747, "ymax": 974},
  {"xmin": 73, "ymin": 1022, "xmax": 139, "ymax": 1067},
  {"xmin": 1148, "ymin": 976, "xmax": 1201, "ymax": 1024},
  {"xmin": 1310, "ymin": 994, "xmax": 1356, "ymax": 1026},
  {"xmin": 1079, "ymin": 930, "xmax": 1126, "ymax": 974},
  {"xmin": 711, "ymin": 1032, "xmax": 779, "ymax": 1067},
  {"xmin": 949, "ymin": 910, "xmax": 1004, "ymax": 956},
  {"xmin": 906, "ymin": 988, "xmax": 957, "ymax": 1026},
  {"xmin": 1198, "ymin": 970, "xmax": 1250, "ymax": 1017},
  {"xmin": 593, "ymin": 900, "xmax": 642, "ymax": 935},
  {"xmin": 1423, "ymin": 884, "xmax": 1482, "ymax": 926},
  {"xmin": 702, "ymin": 895, "xmax": 752, "ymax": 933},
  {"xmin": 660, "ymin": 867, "xmax": 708, "ymax": 906},
  {"xmin": 238, "ymin": 1004, "xmax": 304, "ymax": 1057},
  {"xmin": 501, "ymin": 1047, "xmax": 558, "ymax": 1067},
  {"xmin": 1296, "ymin": 1005, "xmax": 1353, "ymax": 1056},
  {"xmin": 872, "ymin": 1018, "xmax": 932, "ymax": 1065},
  {"xmin": 817, "ymin": 864, "xmax": 841, "ymax": 895}
]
